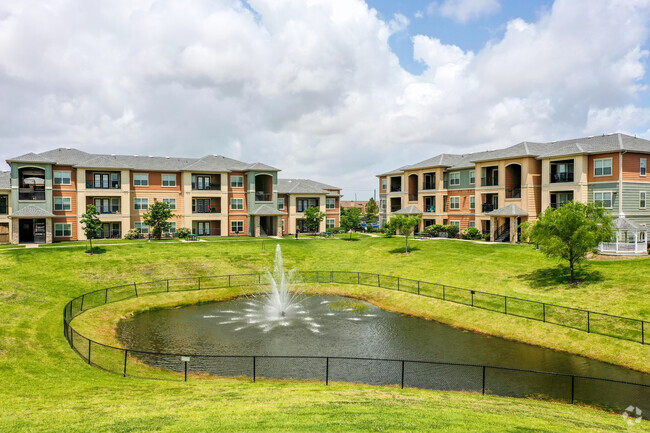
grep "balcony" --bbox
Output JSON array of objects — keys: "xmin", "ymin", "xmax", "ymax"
[
  {"xmin": 506, "ymin": 188, "xmax": 521, "ymax": 199},
  {"xmin": 482, "ymin": 203, "xmax": 497, "ymax": 212},
  {"xmin": 424, "ymin": 182, "xmax": 435, "ymax": 190},
  {"xmin": 255, "ymin": 192, "xmax": 272, "ymax": 202},
  {"xmin": 408, "ymin": 194, "xmax": 418, "ymax": 202},
  {"xmin": 19, "ymin": 189, "xmax": 46, "ymax": 201},
  {"xmin": 192, "ymin": 183, "xmax": 220, "ymax": 191},
  {"xmin": 425, "ymin": 206, "xmax": 436, "ymax": 213}
]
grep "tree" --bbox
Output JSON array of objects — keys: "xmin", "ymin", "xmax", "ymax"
[
  {"xmin": 340, "ymin": 207, "xmax": 362, "ymax": 240},
  {"xmin": 388, "ymin": 215, "xmax": 421, "ymax": 253},
  {"xmin": 143, "ymin": 201, "xmax": 174, "ymax": 240},
  {"xmin": 304, "ymin": 206, "xmax": 325, "ymax": 233},
  {"xmin": 80, "ymin": 204, "xmax": 102, "ymax": 254},
  {"xmin": 529, "ymin": 201, "xmax": 613, "ymax": 283},
  {"xmin": 365, "ymin": 198, "xmax": 379, "ymax": 223}
]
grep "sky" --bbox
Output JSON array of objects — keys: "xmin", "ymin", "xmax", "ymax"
[{"xmin": 1, "ymin": 0, "xmax": 650, "ymax": 200}]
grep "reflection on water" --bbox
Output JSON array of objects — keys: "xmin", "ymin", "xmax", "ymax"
[{"xmin": 118, "ymin": 295, "xmax": 649, "ymax": 385}]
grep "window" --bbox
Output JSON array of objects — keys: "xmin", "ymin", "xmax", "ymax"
[
  {"xmin": 594, "ymin": 191, "xmax": 613, "ymax": 208},
  {"xmin": 54, "ymin": 223, "xmax": 72, "ymax": 237},
  {"xmin": 281, "ymin": 219, "xmax": 285, "ymax": 233},
  {"xmin": 449, "ymin": 196, "xmax": 460, "ymax": 210},
  {"xmin": 54, "ymin": 197, "xmax": 71, "ymax": 211},
  {"xmin": 641, "ymin": 158, "xmax": 647, "ymax": 176},
  {"xmin": 94, "ymin": 173, "xmax": 110, "ymax": 189},
  {"xmin": 231, "ymin": 220, "xmax": 244, "ymax": 233},
  {"xmin": 133, "ymin": 173, "xmax": 149, "ymax": 186},
  {"xmin": 594, "ymin": 158, "xmax": 612, "ymax": 176},
  {"xmin": 470, "ymin": 196, "xmax": 475, "ymax": 210},
  {"xmin": 192, "ymin": 175, "xmax": 214, "ymax": 190},
  {"xmin": 469, "ymin": 221, "xmax": 476, "ymax": 228},
  {"xmin": 469, "ymin": 171, "xmax": 475, "ymax": 185},
  {"xmin": 134, "ymin": 198, "xmax": 149, "ymax": 210},
  {"xmin": 0, "ymin": 195, "xmax": 7, "ymax": 214},
  {"xmin": 93, "ymin": 198, "xmax": 114, "ymax": 214},
  {"xmin": 164, "ymin": 222, "xmax": 177, "ymax": 234},
  {"xmin": 326, "ymin": 198, "xmax": 336, "ymax": 209},
  {"xmin": 231, "ymin": 198, "xmax": 244, "ymax": 210},
  {"xmin": 381, "ymin": 179, "xmax": 387, "ymax": 190},
  {"xmin": 111, "ymin": 198, "xmax": 120, "ymax": 213},
  {"xmin": 230, "ymin": 175, "xmax": 244, "ymax": 188},
  {"xmin": 195, "ymin": 222, "xmax": 210, "ymax": 236},
  {"xmin": 54, "ymin": 171, "xmax": 71, "ymax": 185},
  {"xmin": 162, "ymin": 198, "xmax": 176, "ymax": 210},
  {"xmin": 641, "ymin": 192, "xmax": 647, "ymax": 209},
  {"xmin": 297, "ymin": 198, "xmax": 318, "ymax": 212},
  {"xmin": 449, "ymin": 172, "xmax": 460, "ymax": 186},
  {"xmin": 162, "ymin": 174, "xmax": 176, "ymax": 187},
  {"xmin": 192, "ymin": 199, "xmax": 212, "ymax": 213},
  {"xmin": 450, "ymin": 220, "xmax": 460, "ymax": 228},
  {"xmin": 278, "ymin": 197, "xmax": 285, "ymax": 210},
  {"xmin": 326, "ymin": 218, "xmax": 335, "ymax": 229},
  {"xmin": 134, "ymin": 222, "xmax": 149, "ymax": 235}
]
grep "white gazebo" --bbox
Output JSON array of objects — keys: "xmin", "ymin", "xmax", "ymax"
[{"xmin": 598, "ymin": 216, "xmax": 648, "ymax": 255}]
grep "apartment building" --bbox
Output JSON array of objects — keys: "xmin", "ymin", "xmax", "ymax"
[
  {"xmin": 277, "ymin": 179, "xmax": 341, "ymax": 234},
  {"xmin": 378, "ymin": 133, "xmax": 650, "ymax": 243},
  {"xmin": 3, "ymin": 148, "xmax": 341, "ymax": 244}
]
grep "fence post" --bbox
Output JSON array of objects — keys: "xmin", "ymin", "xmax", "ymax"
[
  {"xmin": 167, "ymin": 279, "xmax": 170, "ymax": 292},
  {"xmin": 542, "ymin": 304, "xmax": 546, "ymax": 322},
  {"xmin": 184, "ymin": 360, "xmax": 188, "ymax": 382},
  {"xmin": 442, "ymin": 285, "xmax": 446, "ymax": 300},
  {"xmin": 401, "ymin": 360, "xmax": 405, "ymax": 389},
  {"xmin": 259, "ymin": 273, "xmax": 261, "ymax": 285},
  {"xmin": 253, "ymin": 356, "xmax": 256, "ymax": 383},
  {"xmin": 229, "ymin": 275, "xmax": 232, "ymax": 288},
  {"xmin": 504, "ymin": 296, "xmax": 507, "ymax": 314},
  {"xmin": 587, "ymin": 311, "xmax": 590, "ymax": 333},
  {"xmin": 471, "ymin": 291, "xmax": 474, "ymax": 307},
  {"xmin": 70, "ymin": 328, "xmax": 74, "ymax": 348},
  {"xmin": 133, "ymin": 282, "xmax": 138, "ymax": 297},
  {"xmin": 397, "ymin": 278, "xmax": 400, "ymax": 291},
  {"xmin": 326, "ymin": 357, "xmax": 329, "ymax": 385},
  {"xmin": 377, "ymin": 274, "xmax": 380, "ymax": 287},
  {"xmin": 330, "ymin": 271, "xmax": 334, "ymax": 283},
  {"xmin": 316, "ymin": 271, "xmax": 319, "ymax": 283},
  {"xmin": 123, "ymin": 350, "xmax": 128, "ymax": 377},
  {"xmin": 570, "ymin": 375, "xmax": 575, "ymax": 404},
  {"xmin": 642, "ymin": 321, "xmax": 645, "ymax": 345},
  {"xmin": 482, "ymin": 366, "xmax": 486, "ymax": 395},
  {"xmin": 357, "ymin": 272, "xmax": 360, "ymax": 285},
  {"xmin": 80, "ymin": 294, "xmax": 85, "ymax": 311},
  {"xmin": 417, "ymin": 281, "xmax": 420, "ymax": 296},
  {"xmin": 105, "ymin": 288, "xmax": 108, "ymax": 304},
  {"xmin": 88, "ymin": 340, "xmax": 91, "ymax": 365},
  {"xmin": 198, "ymin": 277, "xmax": 201, "ymax": 290}
]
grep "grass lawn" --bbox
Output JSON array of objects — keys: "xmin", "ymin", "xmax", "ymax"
[{"xmin": 1, "ymin": 237, "xmax": 649, "ymax": 432}]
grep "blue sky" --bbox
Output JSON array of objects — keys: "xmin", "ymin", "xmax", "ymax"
[{"xmin": 1, "ymin": 0, "xmax": 650, "ymax": 200}]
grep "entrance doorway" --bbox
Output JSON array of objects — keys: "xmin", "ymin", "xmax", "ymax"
[
  {"xmin": 19, "ymin": 219, "xmax": 34, "ymax": 243},
  {"xmin": 259, "ymin": 216, "xmax": 276, "ymax": 236}
]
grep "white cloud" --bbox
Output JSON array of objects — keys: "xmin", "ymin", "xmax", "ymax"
[
  {"xmin": 428, "ymin": 0, "xmax": 501, "ymax": 23},
  {"xmin": 0, "ymin": 0, "xmax": 649, "ymax": 200}
]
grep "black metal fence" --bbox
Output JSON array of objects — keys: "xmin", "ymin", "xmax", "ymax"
[{"xmin": 63, "ymin": 271, "xmax": 650, "ymax": 416}]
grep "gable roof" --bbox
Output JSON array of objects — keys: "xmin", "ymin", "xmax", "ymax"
[
  {"xmin": 277, "ymin": 179, "xmax": 340, "ymax": 195},
  {"xmin": 392, "ymin": 205, "xmax": 422, "ymax": 215},
  {"xmin": 8, "ymin": 205, "xmax": 56, "ymax": 218},
  {"xmin": 486, "ymin": 204, "xmax": 528, "ymax": 217},
  {"xmin": 6, "ymin": 148, "xmax": 279, "ymax": 173},
  {"xmin": 248, "ymin": 204, "xmax": 285, "ymax": 216}
]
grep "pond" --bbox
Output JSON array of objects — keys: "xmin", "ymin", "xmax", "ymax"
[{"xmin": 117, "ymin": 294, "xmax": 649, "ymax": 414}]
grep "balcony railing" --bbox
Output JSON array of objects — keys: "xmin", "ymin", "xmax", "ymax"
[
  {"xmin": 19, "ymin": 189, "xmax": 46, "ymax": 201},
  {"xmin": 86, "ymin": 182, "xmax": 120, "ymax": 189},
  {"xmin": 96, "ymin": 206, "xmax": 121, "ymax": 214},
  {"xmin": 255, "ymin": 192, "xmax": 272, "ymax": 202},
  {"xmin": 506, "ymin": 188, "xmax": 521, "ymax": 199},
  {"xmin": 481, "ymin": 177, "xmax": 499, "ymax": 187},
  {"xmin": 389, "ymin": 186, "xmax": 401, "ymax": 192},
  {"xmin": 194, "ymin": 208, "xmax": 220, "ymax": 214},
  {"xmin": 482, "ymin": 203, "xmax": 497, "ymax": 212},
  {"xmin": 423, "ymin": 182, "xmax": 435, "ymax": 190},
  {"xmin": 192, "ymin": 183, "xmax": 220, "ymax": 191},
  {"xmin": 551, "ymin": 173, "xmax": 574, "ymax": 183},
  {"xmin": 424, "ymin": 206, "xmax": 436, "ymax": 213}
]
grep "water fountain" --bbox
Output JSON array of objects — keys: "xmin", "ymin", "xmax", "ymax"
[{"xmin": 204, "ymin": 244, "xmax": 326, "ymax": 333}]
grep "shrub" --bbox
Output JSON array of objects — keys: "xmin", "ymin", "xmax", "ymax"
[
  {"xmin": 445, "ymin": 224, "xmax": 460, "ymax": 238},
  {"xmin": 461, "ymin": 226, "xmax": 482, "ymax": 240},
  {"xmin": 176, "ymin": 227, "xmax": 191, "ymax": 239},
  {"xmin": 424, "ymin": 224, "xmax": 445, "ymax": 236},
  {"xmin": 125, "ymin": 228, "xmax": 140, "ymax": 240}
]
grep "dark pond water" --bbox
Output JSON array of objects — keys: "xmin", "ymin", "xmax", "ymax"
[{"xmin": 117, "ymin": 295, "xmax": 649, "ymax": 414}]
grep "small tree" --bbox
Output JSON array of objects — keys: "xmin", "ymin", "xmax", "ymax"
[
  {"xmin": 304, "ymin": 206, "xmax": 326, "ymax": 233},
  {"xmin": 529, "ymin": 201, "xmax": 613, "ymax": 283},
  {"xmin": 80, "ymin": 204, "xmax": 102, "ymax": 254},
  {"xmin": 340, "ymin": 207, "xmax": 362, "ymax": 240},
  {"xmin": 388, "ymin": 215, "xmax": 421, "ymax": 253},
  {"xmin": 365, "ymin": 198, "xmax": 379, "ymax": 223},
  {"xmin": 143, "ymin": 201, "xmax": 174, "ymax": 240}
]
